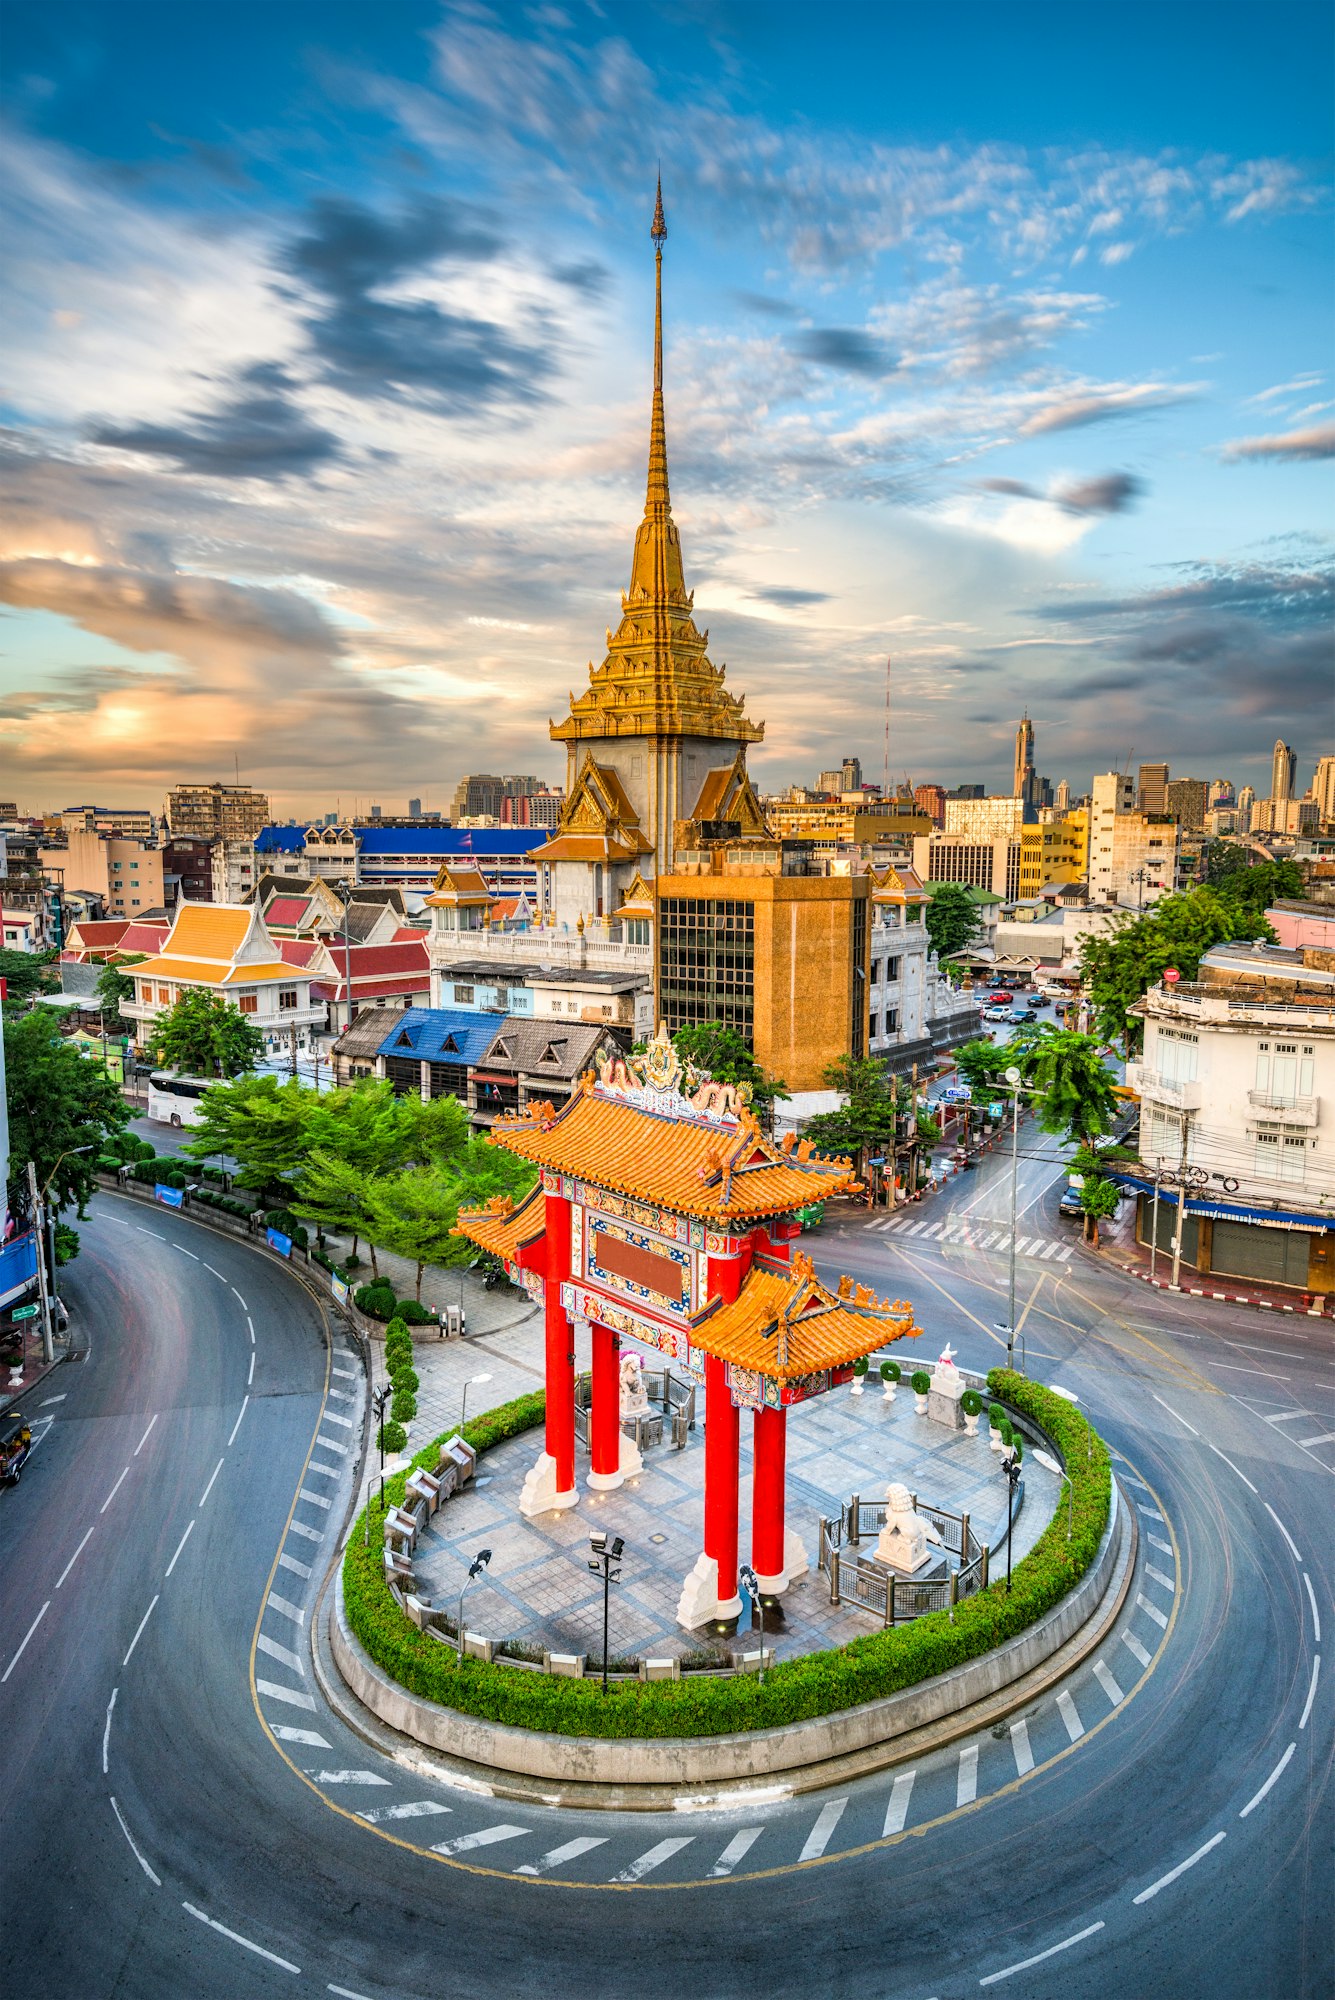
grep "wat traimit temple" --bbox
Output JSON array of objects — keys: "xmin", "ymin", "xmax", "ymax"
[{"xmin": 457, "ymin": 1029, "xmax": 920, "ymax": 1628}]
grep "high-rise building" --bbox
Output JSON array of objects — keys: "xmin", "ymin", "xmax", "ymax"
[
  {"xmin": 817, "ymin": 767, "xmax": 845, "ymax": 795},
  {"xmin": 1013, "ymin": 715, "xmax": 1037, "ymax": 805},
  {"xmin": 841, "ymin": 756, "xmax": 863, "ymax": 793},
  {"xmin": 1208, "ymin": 778, "xmax": 1235, "ymax": 809},
  {"xmin": 1054, "ymin": 779, "xmax": 1071, "ymax": 812},
  {"xmin": 408, "ymin": 798, "xmax": 422, "ymax": 818},
  {"xmin": 1165, "ymin": 779, "xmax": 1209, "ymax": 831},
  {"xmin": 1236, "ymin": 785, "xmax": 1255, "ymax": 832},
  {"xmin": 1314, "ymin": 755, "xmax": 1335, "ymax": 826},
  {"xmin": 1271, "ymin": 740, "xmax": 1297, "ymax": 803},
  {"xmin": 913, "ymin": 783, "xmax": 946, "ymax": 827},
  {"xmin": 1088, "ymin": 773, "xmax": 1176, "ymax": 908},
  {"xmin": 166, "ymin": 783, "xmax": 270, "ymax": 841},
  {"xmin": 1137, "ymin": 763, "xmax": 1169, "ymax": 815}
]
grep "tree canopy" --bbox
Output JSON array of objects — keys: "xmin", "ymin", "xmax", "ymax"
[
  {"xmin": 148, "ymin": 989, "xmax": 264, "ymax": 1079},
  {"xmin": 3, "ymin": 1007, "xmax": 129, "ymax": 1224},
  {"xmin": 1022, "ymin": 1026, "xmax": 1121, "ymax": 1146},
  {"xmin": 668, "ymin": 1021, "xmax": 788, "ymax": 1123},
  {"xmin": 802, "ymin": 1055, "xmax": 904, "ymax": 1165},
  {"xmin": 0, "ymin": 947, "xmax": 58, "ymax": 1006},
  {"xmin": 1079, "ymin": 884, "xmax": 1275, "ymax": 1044},
  {"xmin": 924, "ymin": 883, "xmax": 982, "ymax": 963}
]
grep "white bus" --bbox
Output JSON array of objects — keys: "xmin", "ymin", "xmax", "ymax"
[{"xmin": 146, "ymin": 1071, "xmax": 213, "ymax": 1128}]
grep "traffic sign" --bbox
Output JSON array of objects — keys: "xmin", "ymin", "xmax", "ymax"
[{"xmin": 12, "ymin": 1303, "xmax": 39, "ymax": 1322}]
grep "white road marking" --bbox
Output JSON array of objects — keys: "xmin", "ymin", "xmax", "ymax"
[
  {"xmin": 1147, "ymin": 1534, "xmax": 1173, "ymax": 1555},
  {"xmin": 313, "ymin": 1770, "xmax": 392, "ymax": 1787},
  {"xmin": 1040, "ymin": 1242, "xmax": 1061, "ymax": 1260},
  {"xmin": 330, "ymin": 1987, "xmax": 375, "ymax": 2000},
  {"xmin": 3, "ymin": 1600, "xmax": 49, "ymax": 1680},
  {"xmin": 1132, "ymin": 1830, "xmax": 1226, "ymax": 1904},
  {"xmin": 1056, "ymin": 1690, "xmax": 1084, "ymax": 1742},
  {"xmin": 39, "ymin": 1393, "xmax": 66, "ymax": 1405},
  {"xmin": 288, "ymin": 1521, "xmax": 325, "ymax": 1543},
  {"xmin": 56, "ymin": 1524, "xmax": 95, "ymax": 1589},
  {"xmin": 305, "ymin": 1463, "xmax": 341, "ymax": 1480},
  {"xmin": 278, "ymin": 1551, "xmax": 312, "ymax": 1580},
  {"xmin": 272, "ymin": 1727, "xmax": 330, "ymax": 1747},
  {"xmin": 1151, "ymin": 1393, "xmax": 1199, "ymax": 1436},
  {"xmin": 1054, "ymin": 1245, "xmax": 1074, "ymax": 1261},
  {"xmin": 258, "ymin": 1633, "xmax": 304, "ymax": 1675},
  {"xmin": 1296, "ymin": 1431, "xmax": 1335, "ymax": 1448},
  {"xmin": 1137, "ymin": 1591, "xmax": 1169, "ymax": 1631},
  {"xmin": 1264, "ymin": 1409, "xmax": 1311, "ymax": 1427},
  {"xmin": 1240, "ymin": 1742, "xmax": 1296, "ymax": 1818},
  {"xmin": 332, "ymin": 1366, "xmax": 355, "ymax": 1379},
  {"xmin": 1136, "ymin": 1504, "xmax": 1164, "ymax": 1523},
  {"xmin": 102, "ymin": 1687, "xmax": 117, "ymax": 1773},
  {"xmin": 322, "ymin": 1410, "xmax": 354, "ymax": 1429},
  {"xmin": 198, "ymin": 1458, "xmax": 225, "ymax": 1509},
  {"xmin": 707, "ymin": 1827, "xmax": 764, "ymax": 1877},
  {"xmin": 248, "ymin": 1351, "xmax": 255, "ymax": 1387},
  {"xmin": 174, "ymin": 1245, "xmax": 199, "ymax": 1261},
  {"xmin": 122, "ymin": 1594, "xmax": 159, "ymax": 1666},
  {"xmin": 267, "ymin": 1592, "xmax": 304, "ymax": 1626},
  {"xmin": 110, "ymin": 1795, "xmax": 161, "ymax": 1886},
  {"xmin": 1303, "ymin": 1573, "xmax": 1321, "ymax": 1642},
  {"xmin": 316, "ymin": 1435, "xmax": 349, "ymax": 1456},
  {"xmin": 979, "ymin": 1921, "xmax": 1105, "ymax": 1987},
  {"xmin": 516, "ymin": 1835, "xmax": 610, "ymax": 1876},
  {"xmin": 136, "ymin": 1227, "xmax": 165, "ymax": 1239},
  {"xmin": 1299, "ymin": 1655, "xmax": 1320, "ymax": 1731},
  {"xmin": 1206, "ymin": 1441, "xmax": 1258, "ymax": 1494},
  {"xmin": 164, "ymin": 1520, "xmax": 195, "ymax": 1577},
  {"xmin": 358, "ymin": 1801, "xmax": 453, "ymax": 1824},
  {"xmin": 956, "ymin": 1744, "xmax": 979, "ymax": 1807},
  {"xmin": 203, "ymin": 1263, "xmax": 225, "ymax": 1280},
  {"xmin": 610, "ymin": 1836, "xmax": 694, "ymax": 1881},
  {"xmin": 227, "ymin": 1396, "xmax": 249, "ymax": 1447},
  {"xmin": 883, "ymin": 1770, "xmax": 916, "ymax": 1835},
  {"xmin": 247, "ymin": 1317, "xmax": 255, "ymax": 1346},
  {"xmin": 299, "ymin": 1487, "xmax": 333, "ymax": 1510},
  {"xmin": 799, "ymin": 1797, "xmax": 849, "ymax": 1861},
  {"xmin": 1120, "ymin": 1473, "xmax": 1151, "ymax": 1491},
  {"xmin": 1122, "ymin": 1629, "xmax": 1152, "ymax": 1669},
  {"xmin": 100, "ymin": 1466, "xmax": 130, "ymax": 1513},
  {"xmin": 1093, "ymin": 1659, "xmax": 1124, "ymax": 1706},
  {"xmin": 257, "ymin": 1679, "xmax": 316, "ymax": 1711},
  {"xmin": 903, "ymin": 1221, "xmax": 929, "ymax": 1237},
  {"xmin": 328, "ymin": 1390, "xmax": 354, "ymax": 1402},
  {"xmin": 1145, "ymin": 1565, "xmax": 1177, "ymax": 1594},
  {"xmin": 182, "ymin": 1902, "xmax": 299, "ymax": 1974},
  {"xmin": 232, "ymin": 1288, "xmax": 249, "ymax": 1309},
  {"xmin": 432, "ymin": 1825, "xmax": 531, "ymax": 1859},
  {"xmin": 1010, "ymin": 1718, "xmax": 1034, "ymax": 1775}
]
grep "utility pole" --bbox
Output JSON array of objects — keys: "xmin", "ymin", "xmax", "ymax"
[
  {"xmin": 1170, "ymin": 1114, "xmax": 1190, "ymax": 1291},
  {"xmin": 1149, "ymin": 1173, "xmax": 1162, "ymax": 1280},
  {"xmin": 26, "ymin": 1160, "xmax": 54, "ymax": 1366},
  {"xmin": 289, "ymin": 1024, "xmax": 298, "ymax": 1081}
]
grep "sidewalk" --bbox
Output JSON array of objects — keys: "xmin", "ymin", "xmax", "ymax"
[{"xmin": 1088, "ymin": 1209, "xmax": 1332, "ymax": 1318}]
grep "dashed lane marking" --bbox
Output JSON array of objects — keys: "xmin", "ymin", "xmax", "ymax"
[
  {"xmin": 203, "ymin": 1263, "xmax": 226, "ymax": 1280},
  {"xmin": 266, "ymin": 1593, "xmax": 305, "ymax": 1627},
  {"xmin": 174, "ymin": 1245, "xmax": 199, "ymax": 1261},
  {"xmin": 316, "ymin": 1436, "xmax": 349, "ymax": 1455},
  {"xmin": 883, "ymin": 1770, "xmax": 915, "ymax": 1835},
  {"xmin": 312, "ymin": 1771, "xmax": 393, "ymax": 1788},
  {"xmin": 122, "ymin": 1595, "xmax": 158, "ymax": 1666},
  {"xmin": 1303, "ymin": 1573, "xmax": 1321, "ymax": 1642},
  {"xmin": 1122, "ymin": 1630, "xmax": 1152, "ymax": 1669},
  {"xmin": 979, "ymin": 1922, "xmax": 1105, "ymax": 1988},
  {"xmin": 1147, "ymin": 1533, "xmax": 1173, "ymax": 1556},
  {"xmin": 1132, "ymin": 1830, "xmax": 1226, "ymax": 1904},
  {"xmin": 164, "ymin": 1519, "xmax": 195, "ymax": 1577},
  {"xmin": 1057, "ymin": 1690, "xmax": 1084, "ymax": 1742},
  {"xmin": 1299, "ymin": 1656, "xmax": 1320, "ymax": 1731},
  {"xmin": 278, "ymin": 1552, "xmax": 312, "ymax": 1580},
  {"xmin": 56, "ymin": 1524, "xmax": 95, "ymax": 1589},
  {"xmin": 1010, "ymin": 1719, "xmax": 1034, "ymax": 1775},
  {"xmin": 709, "ymin": 1828, "xmax": 764, "ymax": 1878},
  {"xmin": 1137, "ymin": 1592, "xmax": 1169, "ymax": 1632},
  {"xmin": 257, "ymin": 1633, "xmax": 305, "ymax": 1676},
  {"xmin": 610, "ymin": 1837, "xmax": 694, "ymax": 1882},
  {"xmin": 272, "ymin": 1727, "xmax": 330, "ymax": 1748},
  {"xmin": 1264, "ymin": 1505, "xmax": 1301, "ymax": 1561},
  {"xmin": 322, "ymin": 1411, "xmax": 354, "ymax": 1429},
  {"xmin": 2, "ymin": 1601, "xmax": 50, "ymax": 1682},
  {"xmin": 256, "ymin": 1679, "xmax": 316, "ymax": 1712},
  {"xmin": 306, "ymin": 1463, "xmax": 341, "ymax": 1480},
  {"xmin": 1093, "ymin": 1659, "xmax": 1124, "ymax": 1706},
  {"xmin": 799, "ymin": 1798, "xmax": 848, "ymax": 1861},
  {"xmin": 517, "ymin": 1836, "xmax": 610, "ymax": 1877},
  {"xmin": 110, "ymin": 1795, "xmax": 162, "ymax": 1887},
  {"xmin": 1136, "ymin": 1504, "xmax": 1164, "ymax": 1523},
  {"xmin": 182, "ymin": 1902, "xmax": 299, "ymax": 1975},
  {"xmin": 199, "ymin": 1458, "xmax": 225, "ymax": 1508},
  {"xmin": 1145, "ymin": 1565, "xmax": 1177, "ymax": 1594},
  {"xmin": 332, "ymin": 1366, "xmax": 356, "ymax": 1379},
  {"xmin": 956, "ymin": 1744, "xmax": 979, "ymax": 1807},
  {"xmin": 432, "ymin": 1825, "xmax": 531, "ymax": 1859},
  {"xmin": 287, "ymin": 1521, "xmax": 325, "ymax": 1543},
  {"xmin": 227, "ymin": 1396, "xmax": 250, "ymax": 1448},
  {"xmin": 298, "ymin": 1488, "xmax": 332, "ymax": 1511},
  {"xmin": 1240, "ymin": 1742, "xmax": 1295, "ymax": 1818},
  {"xmin": 358, "ymin": 1802, "xmax": 452, "ymax": 1824}
]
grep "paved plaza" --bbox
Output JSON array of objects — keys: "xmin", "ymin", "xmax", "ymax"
[{"xmin": 398, "ymin": 1315, "xmax": 1060, "ymax": 1662}]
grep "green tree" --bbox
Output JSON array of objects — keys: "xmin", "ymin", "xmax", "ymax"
[
  {"xmin": 3, "ymin": 1008, "xmax": 129, "ymax": 1230},
  {"xmin": 93, "ymin": 954, "xmax": 144, "ymax": 1032},
  {"xmin": 802, "ymin": 1055, "xmax": 903, "ymax": 1166},
  {"xmin": 667, "ymin": 1021, "xmax": 789, "ymax": 1126},
  {"xmin": 364, "ymin": 1165, "xmax": 467, "ymax": 1300},
  {"xmin": 0, "ymin": 947, "xmax": 57, "ymax": 1006},
  {"xmin": 1079, "ymin": 886, "xmax": 1273, "ymax": 1045},
  {"xmin": 184, "ymin": 1073, "xmax": 311, "ymax": 1201},
  {"xmin": 149, "ymin": 989, "xmax": 263, "ymax": 1079},
  {"xmin": 1023, "ymin": 1026, "xmax": 1121, "ymax": 1146},
  {"xmin": 924, "ymin": 883, "xmax": 982, "ymax": 963},
  {"xmin": 950, "ymin": 1037, "xmax": 1020, "ymax": 1097},
  {"xmin": 290, "ymin": 1149, "xmax": 382, "ymax": 1274},
  {"xmin": 1217, "ymin": 857, "xmax": 1304, "ymax": 915},
  {"xmin": 1077, "ymin": 1174, "xmax": 1119, "ymax": 1246}
]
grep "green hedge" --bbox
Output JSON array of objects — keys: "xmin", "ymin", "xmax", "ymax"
[
  {"xmin": 355, "ymin": 1282, "xmax": 397, "ymax": 1321},
  {"xmin": 342, "ymin": 1371, "xmax": 1111, "ymax": 1740},
  {"xmin": 397, "ymin": 1299, "xmax": 435, "ymax": 1325}
]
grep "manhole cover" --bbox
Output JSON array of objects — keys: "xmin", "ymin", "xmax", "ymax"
[{"xmin": 649, "ymin": 1533, "xmax": 667, "ymax": 1545}]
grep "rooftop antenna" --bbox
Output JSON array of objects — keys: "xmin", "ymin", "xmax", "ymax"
[{"xmin": 883, "ymin": 654, "xmax": 891, "ymax": 799}]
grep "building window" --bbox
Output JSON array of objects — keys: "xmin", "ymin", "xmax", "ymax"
[
  {"xmin": 1155, "ymin": 1026, "xmax": 1198, "ymax": 1085},
  {"xmin": 657, "ymin": 897, "xmax": 756, "ymax": 1041},
  {"xmin": 238, "ymin": 993, "xmax": 258, "ymax": 1014},
  {"xmin": 871, "ymin": 961, "xmax": 881, "ymax": 983},
  {"xmin": 454, "ymin": 983, "xmax": 474, "ymax": 1004},
  {"xmin": 887, "ymin": 956, "xmax": 901, "ymax": 980},
  {"xmin": 279, "ymin": 988, "xmax": 298, "ymax": 1010},
  {"xmin": 885, "ymin": 1006, "xmax": 899, "ymax": 1033},
  {"xmin": 157, "ymin": 985, "xmax": 172, "ymax": 1004}
]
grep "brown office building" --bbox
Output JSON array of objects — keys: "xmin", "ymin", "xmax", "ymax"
[
  {"xmin": 656, "ymin": 842, "xmax": 870, "ymax": 1092},
  {"xmin": 166, "ymin": 783, "xmax": 270, "ymax": 841}
]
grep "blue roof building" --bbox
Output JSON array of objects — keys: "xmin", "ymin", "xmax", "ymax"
[
  {"xmin": 354, "ymin": 826, "xmax": 537, "ymax": 895},
  {"xmin": 374, "ymin": 1007, "xmax": 503, "ymax": 1069},
  {"xmin": 254, "ymin": 825, "xmax": 308, "ymax": 855}
]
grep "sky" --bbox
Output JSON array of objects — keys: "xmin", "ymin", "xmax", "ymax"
[{"xmin": 2, "ymin": 0, "xmax": 1332, "ymax": 819}]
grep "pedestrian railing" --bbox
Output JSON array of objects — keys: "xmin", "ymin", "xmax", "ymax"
[
  {"xmin": 573, "ymin": 1366, "xmax": 695, "ymax": 1453},
  {"xmin": 818, "ymin": 1489, "xmax": 1000, "ymax": 1625}
]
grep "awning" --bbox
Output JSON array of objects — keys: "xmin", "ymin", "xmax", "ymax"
[
  {"xmin": 471, "ymin": 1072, "xmax": 518, "ymax": 1087},
  {"xmin": 1111, "ymin": 1173, "xmax": 1333, "ymax": 1233}
]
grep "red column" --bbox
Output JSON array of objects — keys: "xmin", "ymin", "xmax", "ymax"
[
  {"xmin": 543, "ymin": 1190, "xmax": 577, "ymax": 1504},
  {"xmin": 751, "ymin": 1404, "xmax": 788, "ymax": 1589},
  {"xmin": 704, "ymin": 1354, "xmax": 740, "ymax": 1610},
  {"xmin": 587, "ymin": 1320, "xmax": 623, "ymax": 1489}
]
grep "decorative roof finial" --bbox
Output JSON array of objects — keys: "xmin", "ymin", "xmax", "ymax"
[{"xmin": 651, "ymin": 173, "xmax": 667, "ymax": 250}]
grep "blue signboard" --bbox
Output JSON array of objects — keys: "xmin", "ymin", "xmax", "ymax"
[
  {"xmin": 154, "ymin": 1184, "xmax": 184, "ymax": 1209},
  {"xmin": 266, "ymin": 1228, "xmax": 293, "ymax": 1259},
  {"xmin": 0, "ymin": 1229, "xmax": 39, "ymax": 1309}
]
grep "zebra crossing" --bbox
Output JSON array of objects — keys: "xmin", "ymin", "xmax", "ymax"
[{"xmin": 867, "ymin": 1214, "xmax": 1076, "ymax": 1262}]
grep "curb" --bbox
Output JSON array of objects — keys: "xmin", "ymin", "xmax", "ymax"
[
  {"xmin": 1090, "ymin": 1241, "xmax": 1333, "ymax": 1318},
  {"xmin": 313, "ymin": 1480, "xmax": 1134, "ymax": 1812}
]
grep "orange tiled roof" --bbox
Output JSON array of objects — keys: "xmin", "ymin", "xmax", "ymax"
[
  {"xmin": 160, "ymin": 903, "xmax": 254, "ymax": 961},
  {"xmin": 524, "ymin": 832, "xmax": 648, "ymax": 864},
  {"xmin": 486, "ymin": 1078, "xmax": 858, "ymax": 1220},
  {"xmin": 132, "ymin": 955, "xmax": 300, "ymax": 986},
  {"xmin": 454, "ymin": 1182, "xmax": 546, "ymax": 1261},
  {"xmin": 689, "ymin": 1254, "xmax": 921, "ymax": 1379}
]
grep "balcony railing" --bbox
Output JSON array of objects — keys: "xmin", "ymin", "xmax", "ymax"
[
  {"xmin": 1125, "ymin": 1063, "xmax": 1202, "ymax": 1111},
  {"xmin": 1246, "ymin": 1090, "xmax": 1320, "ymax": 1127}
]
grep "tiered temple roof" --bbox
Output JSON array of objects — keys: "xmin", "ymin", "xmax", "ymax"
[
  {"xmin": 688, "ymin": 1253, "xmax": 920, "ymax": 1379},
  {"xmin": 457, "ymin": 1185, "xmax": 548, "ymax": 1264}
]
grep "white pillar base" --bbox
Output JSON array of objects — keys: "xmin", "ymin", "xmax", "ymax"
[
  {"xmin": 784, "ymin": 1526, "xmax": 810, "ymax": 1583},
  {"xmin": 518, "ymin": 1451, "xmax": 580, "ymax": 1518},
  {"xmin": 586, "ymin": 1466, "xmax": 624, "ymax": 1491},
  {"xmin": 752, "ymin": 1566, "xmax": 788, "ymax": 1596},
  {"xmin": 676, "ymin": 1552, "xmax": 741, "ymax": 1630},
  {"xmin": 619, "ymin": 1430, "xmax": 643, "ymax": 1479}
]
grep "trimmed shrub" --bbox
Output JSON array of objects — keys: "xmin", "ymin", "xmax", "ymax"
[
  {"xmin": 377, "ymin": 1420, "xmax": 407, "ymax": 1454},
  {"xmin": 880, "ymin": 1359, "xmax": 901, "ymax": 1384},
  {"xmin": 390, "ymin": 1386, "xmax": 417, "ymax": 1424},
  {"xmin": 910, "ymin": 1369, "xmax": 931, "ymax": 1396},
  {"xmin": 988, "ymin": 1404, "xmax": 1006, "ymax": 1429},
  {"xmin": 390, "ymin": 1365, "xmax": 419, "ymax": 1396},
  {"xmin": 97, "ymin": 1153, "xmax": 122, "ymax": 1173},
  {"xmin": 134, "ymin": 1138, "xmax": 156, "ymax": 1162},
  {"xmin": 355, "ymin": 1283, "xmax": 397, "ymax": 1321},
  {"xmin": 852, "ymin": 1356, "xmax": 869, "ymax": 1379},
  {"xmin": 397, "ymin": 1300, "xmax": 435, "ymax": 1325},
  {"xmin": 264, "ymin": 1208, "xmax": 309, "ymax": 1249},
  {"xmin": 312, "ymin": 1248, "xmax": 350, "ymax": 1281},
  {"xmin": 960, "ymin": 1389, "xmax": 983, "ymax": 1418}
]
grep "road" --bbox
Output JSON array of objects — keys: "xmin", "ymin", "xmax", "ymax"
[{"xmin": 0, "ymin": 1164, "xmax": 1329, "ymax": 1999}]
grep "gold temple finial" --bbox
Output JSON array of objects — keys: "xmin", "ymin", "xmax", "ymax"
[{"xmin": 651, "ymin": 173, "xmax": 667, "ymax": 250}]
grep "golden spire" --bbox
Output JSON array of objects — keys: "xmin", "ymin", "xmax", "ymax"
[{"xmin": 629, "ymin": 177, "xmax": 685, "ymax": 603}]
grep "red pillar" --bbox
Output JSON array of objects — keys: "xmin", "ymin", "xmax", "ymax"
[
  {"xmin": 704, "ymin": 1354, "xmax": 740, "ymax": 1610},
  {"xmin": 751, "ymin": 1403, "xmax": 788, "ymax": 1590},
  {"xmin": 587, "ymin": 1320, "xmax": 623, "ymax": 1489},
  {"xmin": 542, "ymin": 1190, "xmax": 577, "ymax": 1504}
]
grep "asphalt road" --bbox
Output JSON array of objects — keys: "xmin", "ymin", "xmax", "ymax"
[{"xmin": 0, "ymin": 1167, "xmax": 1329, "ymax": 2000}]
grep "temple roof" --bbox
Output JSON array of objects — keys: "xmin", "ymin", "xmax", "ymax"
[
  {"xmin": 455, "ymin": 1183, "xmax": 547, "ymax": 1264},
  {"xmin": 483, "ymin": 1058, "xmax": 858, "ymax": 1220},
  {"xmin": 550, "ymin": 186, "xmax": 761, "ymax": 754},
  {"xmin": 689, "ymin": 1254, "xmax": 921, "ymax": 1379}
]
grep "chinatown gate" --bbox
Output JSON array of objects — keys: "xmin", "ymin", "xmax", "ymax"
[{"xmin": 458, "ymin": 1029, "xmax": 921, "ymax": 1629}]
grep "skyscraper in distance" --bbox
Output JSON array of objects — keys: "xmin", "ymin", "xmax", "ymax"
[
  {"xmin": 1271, "ymin": 740, "xmax": 1297, "ymax": 802},
  {"xmin": 1013, "ymin": 715, "xmax": 1037, "ymax": 805}
]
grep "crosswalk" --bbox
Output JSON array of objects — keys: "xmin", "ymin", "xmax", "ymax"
[{"xmin": 866, "ymin": 1214, "xmax": 1075, "ymax": 1262}]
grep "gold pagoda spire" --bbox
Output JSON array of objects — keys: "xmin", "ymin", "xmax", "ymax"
[{"xmin": 629, "ymin": 177, "xmax": 686, "ymax": 603}]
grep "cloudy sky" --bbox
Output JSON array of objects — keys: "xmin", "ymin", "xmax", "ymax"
[{"xmin": 2, "ymin": 0, "xmax": 1331, "ymax": 818}]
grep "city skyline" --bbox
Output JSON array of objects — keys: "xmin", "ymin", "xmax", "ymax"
[{"xmin": 2, "ymin": 2, "xmax": 1331, "ymax": 815}]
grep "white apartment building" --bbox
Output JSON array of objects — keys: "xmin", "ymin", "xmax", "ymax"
[
  {"xmin": 868, "ymin": 865, "xmax": 980, "ymax": 1067},
  {"xmin": 1127, "ymin": 941, "xmax": 1335, "ymax": 1295},
  {"xmin": 211, "ymin": 836, "xmax": 258, "ymax": 904},
  {"xmin": 1087, "ymin": 772, "xmax": 1177, "ymax": 908},
  {"xmin": 123, "ymin": 903, "xmax": 326, "ymax": 1060}
]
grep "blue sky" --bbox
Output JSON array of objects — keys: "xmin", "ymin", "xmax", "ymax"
[{"xmin": 2, "ymin": 0, "xmax": 1331, "ymax": 815}]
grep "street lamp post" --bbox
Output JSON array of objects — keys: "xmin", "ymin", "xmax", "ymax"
[
  {"xmin": 739, "ymin": 1561, "xmax": 765, "ymax": 1684},
  {"xmin": 1001, "ymin": 1066, "xmax": 1022, "ymax": 1372},
  {"xmin": 1002, "ymin": 1440, "xmax": 1023, "ymax": 1592},
  {"xmin": 28, "ymin": 1145, "xmax": 93, "ymax": 1365},
  {"xmin": 457, "ymin": 1547, "xmax": 492, "ymax": 1663},
  {"xmin": 587, "ymin": 1531, "xmax": 624, "ymax": 1695},
  {"xmin": 457, "ymin": 1371, "xmax": 492, "ymax": 1440},
  {"xmin": 372, "ymin": 1383, "xmax": 391, "ymax": 1510}
]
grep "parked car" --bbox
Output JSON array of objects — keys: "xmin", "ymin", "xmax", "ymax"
[
  {"xmin": 983, "ymin": 1005, "xmax": 1013, "ymax": 1022},
  {"xmin": 1058, "ymin": 1187, "xmax": 1084, "ymax": 1219},
  {"xmin": 1010, "ymin": 1006, "xmax": 1037, "ymax": 1023},
  {"xmin": 986, "ymin": 990, "xmax": 1012, "ymax": 1004}
]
